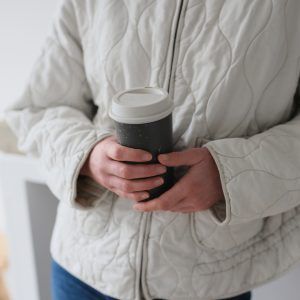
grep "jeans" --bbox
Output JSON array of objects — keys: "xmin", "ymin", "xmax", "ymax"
[
  {"xmin": 51, "ymin": 260, "xmax": 117, "ymax": 300},
  {"xmin": 51, "ymin": 260, "xmax": 251, "ymax": 300}
]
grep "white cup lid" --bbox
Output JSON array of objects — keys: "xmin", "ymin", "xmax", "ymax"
[{"xmin": 109, "ymin": 86, "xmax": 173, "ymax": 124}]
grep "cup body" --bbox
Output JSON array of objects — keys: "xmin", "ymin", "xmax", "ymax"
[
  {"xmin": 109, "ymin": 87, "xmax": 174, "ymax": 201},
  {"xmin": 114, "ymin": 114, "xmax": 174, "ymax": 200}
]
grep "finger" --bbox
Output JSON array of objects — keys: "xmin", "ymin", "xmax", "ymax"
[
  {"xmin": 110, "ymin": 187, "xmax": 150, "ymax": 202},
  {"xmin": 158, "ymin": 148, "xmax": 204, "ymax": 167},
  {"xmin": 106, "ymin": 160, "xmax": 167, "ymax": 179},
  {"xmin": 133, "ymin": 179, "xmax": 187, "ymax": 212},
  {"xmin": 107, "ymin": 175, "xmax": 164, "ymax": 193},
  {"xmin": 106, "ymin": 143, "xmax": 152, "ymax": 162}
]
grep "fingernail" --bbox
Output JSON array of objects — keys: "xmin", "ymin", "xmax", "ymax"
[
  {"xmin": 157, "ymin": 166, "xmax": 167, "ymax": 173},
  {"xmin": 140, "ymin": 193, "xmax": 149, "ymax": 200},
  {"xmin": 143, "ymin": 154, "xmax": 152, "ymax": 160},
  {"xmin": 155, "ymin": 178, "xmax": 164, "ymax": 185}
]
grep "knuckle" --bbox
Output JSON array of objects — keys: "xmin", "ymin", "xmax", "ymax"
[
  {"xmin": 119, "ymin": 165, "xmax": 130, "ymax": 178},
  {"xmin": 112, "ymin": 147, "xmax": 123, "ymax": 160},
  {"xmin": 121, "ymin": 181, "xmax": 132, "ymax": 192}
]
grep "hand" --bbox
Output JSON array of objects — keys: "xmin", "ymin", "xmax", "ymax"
[
  {"xmin": 80, "ymin": 135, "xmax": 167, "ymax": 201},
  {"xmin": 133, "ymin": 147, "xmax": 224, "ymax": 213}
]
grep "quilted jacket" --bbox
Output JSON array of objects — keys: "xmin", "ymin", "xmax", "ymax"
[{"xmin": 4, "ymin": 0, "xmax": 300, "ymax": 299}]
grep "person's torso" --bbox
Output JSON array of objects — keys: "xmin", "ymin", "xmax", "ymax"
[{"xmin": 51, "ymin": 1, "xmax": 300, "ymax": 299}]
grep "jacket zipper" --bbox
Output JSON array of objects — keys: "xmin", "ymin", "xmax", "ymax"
[
  {"xmin": 167, "ymin": 0, "xmax": 185, "ymax": 95},
  {"xmin": 140, "ymin": 0, "xmax": 186, "ymax": 299}
]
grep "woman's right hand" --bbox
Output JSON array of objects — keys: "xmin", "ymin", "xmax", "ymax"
[{"xmin": 80, "ymin": 135, "xmax": 167, "ymax": 202}]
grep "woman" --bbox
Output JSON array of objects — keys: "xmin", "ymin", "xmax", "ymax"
[{"xmin": 5, "ymin": 0, "xmax": 300, "ymax": 299}]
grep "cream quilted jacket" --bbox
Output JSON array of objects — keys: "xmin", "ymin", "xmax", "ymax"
[{"xmin": 4, "ymin": 0, "xmax": 300, "ymax": 299}]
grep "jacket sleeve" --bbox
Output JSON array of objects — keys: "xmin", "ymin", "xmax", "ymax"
[
  {"xmin": 4, "ymin": 0, "xmax": 114, "ymax": 210},
  {"xmin": 203, "ymin": 77, "xmax": 300, "ymax": 225}
]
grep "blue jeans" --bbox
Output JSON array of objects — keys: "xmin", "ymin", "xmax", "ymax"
[
  {"xmin": 51, "ymin": 260, "xmax": 116, "ymax": 300},
  {"xmin": 51, "ymin": 260, "xmax": 251, "ymax": 300}
]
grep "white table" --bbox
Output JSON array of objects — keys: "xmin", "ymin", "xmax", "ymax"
[{"xmin": 0, "ymin": 152, "xmax": 299, "ymax": 300}]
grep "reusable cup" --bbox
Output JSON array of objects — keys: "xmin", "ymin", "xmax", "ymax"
[{"xmin": 109, "ymin": 86, "xmax": 174, "ymax": 201}]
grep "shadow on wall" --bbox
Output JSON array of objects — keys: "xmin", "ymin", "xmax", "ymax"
[{"xmin": 26, "ymin": 182, "xmax": 58, "ymax": 300}]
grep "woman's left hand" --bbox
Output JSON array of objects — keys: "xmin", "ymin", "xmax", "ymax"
[{"xmin": 133, "ymin": 147, "xmax": 224, "ymax": 213}]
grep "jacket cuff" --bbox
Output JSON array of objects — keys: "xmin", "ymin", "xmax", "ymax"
[
  {"xmin": 68, "ymin": 131, "xmax": 114, "ymax": 210},
  {"xmin": 203, "ymin": 144, "xmax": 231, "ymax": 225}
]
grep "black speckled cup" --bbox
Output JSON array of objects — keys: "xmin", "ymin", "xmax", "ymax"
[{"xmin": 109, "ymin": 86, "xmax": 174, "ymax": 201}]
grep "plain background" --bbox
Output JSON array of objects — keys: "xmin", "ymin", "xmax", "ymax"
[
  {"xmin": 0, "ymin": 0, "xmax": 59, "ymax": 116},
  {"xmin": 0, "ymin": 0, "xmax": 300, "ymax": 299},
  {"xmin": 0, "ymin": 0, "xmax": 60, "ymax": 231}
]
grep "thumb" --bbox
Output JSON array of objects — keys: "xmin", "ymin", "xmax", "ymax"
[{"xmin": 157, "ymin": 148, "xmax": 203, "ymax": 167}]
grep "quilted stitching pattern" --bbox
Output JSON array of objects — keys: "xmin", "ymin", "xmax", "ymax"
[{"xmin": 4, "ymin": 0, "xmax": 300, "ymax": 299}]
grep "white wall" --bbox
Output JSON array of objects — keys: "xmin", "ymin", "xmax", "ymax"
[
  {"xmin": 0, "ymin": 0, "xmax": 60, "ymax": 231},
  {"xmin": 0, "ymin": 0, "xmax": 60, "ymax": 116},
  {"xmin": 0, "ymin": 3, "xmax": 60, "ymax": 297}
]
